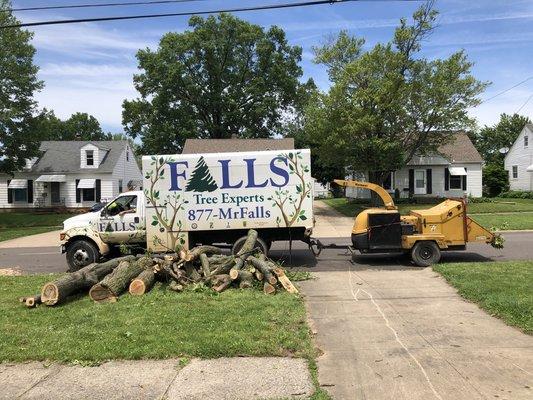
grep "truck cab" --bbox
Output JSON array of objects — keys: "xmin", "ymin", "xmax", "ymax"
[{"xmin": 60, "ymin": 191, "xmax": 146, "ymax": 271}]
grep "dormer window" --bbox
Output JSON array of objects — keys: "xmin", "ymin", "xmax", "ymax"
[{"xmin": 86, "ymin": 150, "xmax": 94, "ymax": 166}]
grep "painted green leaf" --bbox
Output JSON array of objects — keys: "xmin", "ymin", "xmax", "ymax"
[
  {"xmin": 300, "ymin": 215, "xmax": 307, "ymax": 220},
  {"xmin": 151, "ymin": 220, "xmax": 159, "ymax": 226}
]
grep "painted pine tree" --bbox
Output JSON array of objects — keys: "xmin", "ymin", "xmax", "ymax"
[{"xmin": 185, "ymin": 156, "xmax": 218, "ymax": 192}]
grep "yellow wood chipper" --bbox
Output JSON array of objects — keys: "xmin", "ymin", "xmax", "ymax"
[{"xmin": 330, "ymin": 179, "xmax": 502, "ymax": 267}]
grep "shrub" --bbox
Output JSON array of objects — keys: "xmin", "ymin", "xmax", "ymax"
[
  {"xmin": 498, "ymin": 190, "xmax": 533, "ymax": 199},
  {"xmin": 483, "ymin": 163, "xmax": 509, "ymax": 197}
]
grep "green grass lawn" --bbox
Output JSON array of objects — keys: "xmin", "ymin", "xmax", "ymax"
[
  {"xmin": 323, "ymin": 198, "xmax": 533, "ymax": 230},
  {"xmin": 0, "ymin": 212, "xmax": 72, "ymax": 242},
  {"xmin": 0, "ymin": 274, "xmax": 315, "ymax": 363},
  {"xmin": 434, "ymin": 261, "xmax": 533, "ymax": 334}
]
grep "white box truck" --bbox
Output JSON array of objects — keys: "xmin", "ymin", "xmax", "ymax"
[{"xmin": 60, "ymin": 149, "xmax": 314, "ymax": 270}]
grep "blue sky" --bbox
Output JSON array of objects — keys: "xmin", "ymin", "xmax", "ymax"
[{"xmin": 11, "ymin": 0, "xmax": 533, "ymax": 133}]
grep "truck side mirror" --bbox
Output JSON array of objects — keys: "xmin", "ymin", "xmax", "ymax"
[{"xmin": 100, "ymin": 208, "xmax": 107, "ymax": 217}]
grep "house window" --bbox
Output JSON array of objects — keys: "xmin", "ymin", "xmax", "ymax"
[
  {"xmin": 83, "ymin": 188, "xmax": 95, "ymax": 202},
  {"xmin": 13, "ymin": 189, "xmax": 28, "ymax": 202},
  {"xmin": 126, "ymin": 150, "xmax": 129, "ymax": 162},
  {"xmin": 118, "ymin": 179, "xmax": 123, "ymax": 193},
  {"xmin": 449, "ymin": 175, "xmax": 462, "ymax": 189},
  {"xmin": 383, "ymin": 172, "xmax": 393, "ymax": 190},
  {"xmin": 86, "ymin": 150, "xmax": 94, "ymax": 166},
  {"xmin": 525, "ymin": 135, "xmax": 529, "ymax": 148},
  {"xmin": 512, "ymin": 165, "xmax": 518, "ymax": 179}
]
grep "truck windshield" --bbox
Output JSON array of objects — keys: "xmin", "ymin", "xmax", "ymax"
[{"xmin": 105, "ymin": 195, "xmax": 137, "ymax": 217}]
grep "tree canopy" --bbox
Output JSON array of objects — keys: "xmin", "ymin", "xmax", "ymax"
[
  {"xmin": 471, "ymin": 113, "xmax": 531, "ymax": 165},
  {"xmin": 35, "ymin": 110, "xmax": 111, "ymax": 141},
  {"xmin": 0, "ymin": 0, "xmax": 43, "ymax": 174},
  {"xmin": 303, "ymin": 1, "xmax": 487, "ymax": 185},
  {"xmin": 122, "ymin": 13, "xmax": 306, "ymax": 154}
]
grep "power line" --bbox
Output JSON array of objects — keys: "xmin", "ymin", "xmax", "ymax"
[
  {"xmin": 3, "ymin": 0, "xmax": 208, "ymax": 13},
  {"xmin": 516, "ymin": 93, "xmax": 533, "ymax": 114},
  {"xmin": 481, "ymin": 76, "xmax": 533, "ymax": 104},
  {"xmin": 0, "ymin": 0, "xmax": 359, "ymax": 28}
]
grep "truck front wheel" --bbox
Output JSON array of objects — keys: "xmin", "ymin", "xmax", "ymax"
[
  {"xmin": 411, "ymin": 241, "xmax": 441, "ymax": 267},
  {"xmin": 66, "ymin": 239, "xmax": 99, "ymax": 272}
]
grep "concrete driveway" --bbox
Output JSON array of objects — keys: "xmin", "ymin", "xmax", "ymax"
[{"xmin": 299, "ymin": 260, "xmax": 532, "ymax": 400}]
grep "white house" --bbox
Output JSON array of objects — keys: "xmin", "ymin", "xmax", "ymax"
[
  {"xmin": 0, "ymin": 141, "xmax": 142, "ymax": 209},
  {"xmin": 504, "ymin": 124, "xmax": 533, "ymax": 191},
  {"xmin": 346, "ymin": 132, "xmax": 483, "ymax": 199}
]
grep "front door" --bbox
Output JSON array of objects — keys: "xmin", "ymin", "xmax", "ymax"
[
  {"xmin": 414, "ymin": 170, "xmax": 426, "ymax": 195},
  {"xmin": 51, "ymin": 182, "xmax": 61, "ymax": 204},
  {"xmin": 98, "ymin": 194, "xmax": 144, "ymax": 244}
]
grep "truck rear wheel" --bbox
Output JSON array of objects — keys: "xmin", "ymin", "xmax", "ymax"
[
  {"xmin": 66, "ymin": 239, "xmax": 99, "ymax": 272},
  {"xmin": 232, "ymin": 235, "xmax": 269, "ymax": 256},
  {"xmin": 411, "ymin": 241, "xmax": 441, "ymax": 267}
]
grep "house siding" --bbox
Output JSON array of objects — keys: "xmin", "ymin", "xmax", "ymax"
[
  {"xmin": 504, "ymin": 126, "xmax": 533, "ymax": 191},
  {"xmin": 345, "ymin": 163, "xmax": 482, "ymax": 200},
  {"xmin": 111, "ymin": 145, "xmax": 142, "ymax": 196}
]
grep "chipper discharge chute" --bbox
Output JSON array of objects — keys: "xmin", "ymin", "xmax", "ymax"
[{"xmin": 333, "ymin": 179, "xmax": 502, "ymax": 267}]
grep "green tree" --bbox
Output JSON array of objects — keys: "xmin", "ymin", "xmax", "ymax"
[
  {"xmin": 483, "ymin": 163, "xmax": 509, "ymax": 197},
  {"xmin": 185, "ymin": 157, "xmax": 218, "ymax": 192},
  {"xmin": 123, "ymin": 13, "xmax": 304, "ymax": 154},
  {"xmin": 471, "ymin": 113, "xmax": 531, "ymax": 165},
  {"xmin": 0, "ymin": 0, "xmax": 43, "ymax": 174},
  {"xmin": 305, "ymin": 1, "xmax": 487, "ymax": 186},
  {"xmin": 34, "ymin": 110, "xmax": 110, "ymax": 141}
]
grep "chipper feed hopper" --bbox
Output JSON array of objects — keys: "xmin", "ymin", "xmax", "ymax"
[{"xmin": 333, "ymin": 179, "xmax": 501, "ymax": 266}]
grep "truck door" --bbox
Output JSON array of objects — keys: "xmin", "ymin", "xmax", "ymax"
[{"xmin": 98, "ymin": 194, "xmax": 143, "ymax": 244}]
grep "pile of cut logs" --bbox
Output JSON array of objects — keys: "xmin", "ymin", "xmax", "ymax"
[{"xmin": 20, "ymin": 230, "xmax": 298, "ymax": 308}]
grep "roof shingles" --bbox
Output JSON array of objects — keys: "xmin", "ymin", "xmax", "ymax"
[{"xmin": 182, "ymin": 138, "xmax": 294, "ymax": 154}]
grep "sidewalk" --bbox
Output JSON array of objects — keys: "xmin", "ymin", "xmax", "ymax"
[
  {"xmin": 312, "ymin": 200, "xmax": 353, "ymax": 238},
  {"xmin": 0, "ymin": 230, "xmax": 61, "ymax": 249},
  {"xmin": 2, "ymin": 357, "xmax": 313, "ymax": 400}
]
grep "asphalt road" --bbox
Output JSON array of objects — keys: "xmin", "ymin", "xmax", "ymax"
[{"xmin": 1, "ymin": 231, "xmax": 532, "ymax": 274}]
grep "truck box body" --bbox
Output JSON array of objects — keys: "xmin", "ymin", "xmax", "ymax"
[{"xmin": 142, "ymin": 149, "xmax": 313, "ymax": 253}]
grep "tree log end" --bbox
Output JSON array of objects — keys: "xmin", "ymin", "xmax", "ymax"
[
  {"xmin": 263, "ymin": 282, "xmax": 276, "ymax": 295},
  {"xmin": 41, "ymin": 283, "xmax": 60, "ymax": 306},
  {"xmin": 89, "ymin": 284, "xmax": 115, "ymax": 302},
  {"xmin": 129, "ymin": 279, "xmax": 146, "ymax": 296},
  {"xmin": 229, "ymin": 269, "xmax": 240, "ymax": 281}
]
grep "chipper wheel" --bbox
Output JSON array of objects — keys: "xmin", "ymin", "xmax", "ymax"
[{"xmin": 411, "ymin": 241, "xmax": 441, "ymax": 267}]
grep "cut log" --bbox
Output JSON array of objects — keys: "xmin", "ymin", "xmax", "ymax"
[
  {"xmin": 272, "ymin": 267, "xmax": 298, "ymax": 294},
  {"xmin": 254, "ymin": 270, "xmax": 264, "ymax": 281},
  {"xmin": 89, "ymin": 256, "xmax": 154, "ymax": 302},
  {"xmin": 248, "ymin": 256, "xmax": 277, "ymax": 285},
  {"xmin": 229, "ymin": 269, "xmax": 253, "ymax": 282},
  {"xmin": 212, "ymin": 274, "xmax": 231, "ymax": 292},
  {"xmin": 236, "ymin": 229, "xmax": 258, "ymax": 256},
  {"xmin": 210, "ymin": 256, "xmax": 236, "ymax": 276},
  {"xmin": 180, "ymin": 245, "xmax": 222, "ymax": 262},
  {"xmin": 129, "ymin": 269, "xmax": 156, "ymax": 296},
  {"xmin": 199, "ymin": 253, "xmax": 211, "ymax": 279},
  {"xmin": 25, "ymin": 295, "xmax": 42, "ymax": 308},
  {"xmin": 41, "ymin": 255, "xmax": 136, "ymax": 306},
  {"xmin": 184, "ymin": 262, "xmax": 201, "ymax": 282},
  {"xmin": 263, "ymin": 282, "xmax": 276, "ymax": 295}
]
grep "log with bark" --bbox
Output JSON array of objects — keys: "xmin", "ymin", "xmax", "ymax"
[
  {"xmin": 248, "ymin": 256, "xmax": 277, "ymax": 286},
  {"xmin": 89, "ymin": 256, "xmax": 154, "ymax": 302},
  {"xmin": 129, "ymin": 269, "xmax": 156, "ymax": 296},
  {"xmin": 25, "ymin": 295, "xmax": 42, "ymax": 308},
  {"xmin": 41, "ymin": 255, "xmax": 136, "ymax": 306}
]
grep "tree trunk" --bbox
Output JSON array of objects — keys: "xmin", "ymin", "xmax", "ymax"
[
  {"xmin": 236, "ymin": 229, "xmax": 258, "ymax": 256},
  {"xmin": 199, "ymin": 253, "xmax": 211, "ymax": 279},
  {"xmin": 184, "ymin": 262, "xmax": 202, "ymax": 282},
  {"xmin": 129, "ymin": 269, "xmax": 156, "ymax": 296},
  {"xmin": 263, "ymin": 282, "xmax": 276, "ymax": 295},
  {"xmin": 180, "ymin": 245, "xmax": 222, "ymax": 262},
  {"xmin": 210, "ymin": 256, "xmax": 236, "ymax": 276},
  {"xmin": 25, "ymin": 295, "xmax": 42, "ymax": 308},
  {"xmin": 211, "ymin": 274, "xmax": 231, "ymax": 292},
  {"xmin": 89, "ymin": 256, "xmax": 154, "ymax": 302},
  {"xmin": 41, "ymin": 255, "xmax": 136, "ymax": 306},
  {"xmin": 248, "ymin": 256, "xmax": 277, "ymax": 285},
  {"xmin": 272, "ymin": 267, "xmax": 298, "ymax": 294}
]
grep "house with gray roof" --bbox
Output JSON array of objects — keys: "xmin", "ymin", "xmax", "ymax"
[
  {"xmin": 182, "ymin": 137, "xmax": 295, "ymax": 154},
  {"xmin": 0, "ymin": 141, "xmax": 142, "ymax": 209},
  {"xmin": 346, "ymin": 132, "xmax": 484, "ymax": 199}
]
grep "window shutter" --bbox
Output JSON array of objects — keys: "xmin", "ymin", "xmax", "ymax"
[
  {"xmin": 444, "ymin": 168, "xmax": 449, "ymax": 191},
  {"xmin": 76, "ymin": 179, "xmax": 81, "ymax": 203},
  {"xmin": 426, "ymin": 169, "xmax": 432, "ymax": 195},
  {"xmin": 408, "ymin": 169, "xmax": 414, "ymax": 196},
  {"xmin": 462, "ymin": 168, "xmax": 467, "ymax": 191},
  {"xmin": 27, "ymin": 180, "xmax": 33, "ymax": 203},
  {"xmin": 7, "ymin": 180, "xmax": 12, "ymax": 204},
  {"xmin": 95, "ymin": 179, "xmax": 101, "ymax": 202}
]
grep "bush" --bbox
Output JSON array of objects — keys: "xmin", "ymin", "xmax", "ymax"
[
  {"xmin": 483, "ymin": 163, "xmax": 509, "ymax": 197},
  {"xmin": 498, "ymin": 190, "xmax": 533, "ymax": 199},
  {"xmin": 467, "ymin": 196, "xmax": 494, "ymax": 203}
]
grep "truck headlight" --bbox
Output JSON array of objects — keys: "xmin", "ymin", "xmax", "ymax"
[{"xmin": 59, "ymin": 233, "xmax": 66, "ymax": 241}]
